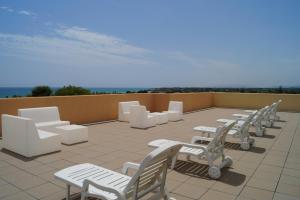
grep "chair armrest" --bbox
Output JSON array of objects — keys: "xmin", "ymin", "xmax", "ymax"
[
  {"xmin": 82, "ymin": 179, "xmax": 124, "ymax": 200},
  {"xmin": 183, "ymin": 143, "xmax": 208, "ymax": 152},
  {"xmin": 122, "ymin": 162, "xmax": 141, "ymax": 175},
  {"xmin": 245, "ymin": 110, "xmax": 257, "ymax": 113},
  {"xmin": 191, "ymin": 136, "xmax": 213, "ymax": 145}
]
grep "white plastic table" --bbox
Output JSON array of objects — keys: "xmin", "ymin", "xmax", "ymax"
[{"xmin": 56, "ymin": 124, "xmax": 88, "ymax": 145}]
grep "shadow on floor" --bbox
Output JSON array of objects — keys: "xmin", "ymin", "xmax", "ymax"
[
  {"xmin": 195, "ymin": 141, "xmax": 266, "ymax": 153},
  {"xmin": 267, "ymin": 126, "xmax": 282, "ymax": 129},
  {"xmin": 276, "ymin": 120, "xmax": 287, "ymax": 123},
  {"xmin": 0, "ymin": 148, "xmax": 60, "ymax": 161},
  {"xmin": 249, "ymin": 132, "xmax": 276, "ymax": 139},
  {"xmin": 224, "ymin": 142, "xmax": 266, "ymax": 154},
  {"xmin": 173, "ymin": 160, "xmax": 246, "ymax": 186}
]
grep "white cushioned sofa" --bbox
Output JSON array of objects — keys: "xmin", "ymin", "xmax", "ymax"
[
  {"xmin": 18, "ymin": 106, "xmax": 70, "ymax": 132},
  {"xmin": 1, "ymin": 114, "xmax": 61, "ymax": 157},
  {"xmin": 118, "ymin": 101, "xmax": 140, "ymax": 122}
]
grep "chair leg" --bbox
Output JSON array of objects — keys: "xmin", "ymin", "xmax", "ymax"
[
  {"xmin": 80, "ymin": 193, "xmax": 86, "ymax": 200},
  {"xmin": 164, "ymin": 188, "xmax": 176, "ymax": 200},
  {"xmin": 171, "ymin": 154, "xmax": 178, "ymax": 169},
  {"xmin": 66, "ymin": 184, "xmax": 70, "ymax": 200}
]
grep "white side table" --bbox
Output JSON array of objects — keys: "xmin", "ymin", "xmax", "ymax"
[
  {"xmin": 149, "ymin": 112, "xmax": 168, "ymax": 124},
  {"xmin": 56, "ymin": 124, "xmax": 88, "ymax": 145}
]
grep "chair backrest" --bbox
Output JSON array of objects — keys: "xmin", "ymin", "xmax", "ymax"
[
  {"xmin": 129, "ymin": 105, "xmax": 148, "ymax": 123},
  {"xmin": 252, "ymin": 106, "xmax": 267, "ymax": 123},
  {"xmin": 168, "ymin": 101, "xmax": 183, "ymax": 113},
  {"xmin": 124, "ymin": 142, "xmax": 182, "ymax": 199},
  {"xmin": 2, "ymin": 114, "xmax": 39, "ymax": 156},
  {"xmin": 271, "ymin": 99, "xmax": 282, "ymax": 114},
  {"xmin": 238, "ymin": 112, "xmax": 256, "ymax": 130},
  {"xmin": 262, "ymin": 105, "xmax": 272, "ymax": 120},
  {"xmin": 18, "ymin": 106, "xmax": 61, "ymax": 123},
  {"xmin": 207, "ymin": 121, "xmax": 236, "ymax": 153},
  {"xmin": 119, "ymin": 101, "xmax": 140, "ymax": 113}
]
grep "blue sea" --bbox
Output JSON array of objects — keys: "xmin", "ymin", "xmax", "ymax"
[{"xmin": 0, "ymin": 87, "xmax": 147, "ymax": 98}]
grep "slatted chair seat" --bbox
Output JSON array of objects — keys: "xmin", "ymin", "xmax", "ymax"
[
  {"xmin": 55, "ymin": 142, "xmax": 182, "ymax": 200},
  {"xmin": 148, "ymin": 121, "xmax": 236, "ymax": 179},
  {"xmin": 148, "ymin": 139, "xmax": 205, "ymax": 157},
  {"xmin": 196, "ymin": 114, "xmax": 255, "ymax": 150},
  {"xmin": 55, "ymin": 163, "xmax": 131, "ymax": 200}
]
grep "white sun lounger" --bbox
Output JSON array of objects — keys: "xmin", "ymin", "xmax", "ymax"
[
  {"xmin": 215, "ymin": 113, "xmax": 256, "ymax": 150},
  {"xmin": 232, "ymin": 106, "xmax": 269, "ymax": 136},
  {"xmin": 270, "ymin": 100, "xmax": 282, "ymax": 121},
  {"xmin": 55, "ymin": 142, "xmax": 182, "ymax": 200},
  {"xmin": 148, "ymin": 121, "xmax": 235, "ymax": 179}
]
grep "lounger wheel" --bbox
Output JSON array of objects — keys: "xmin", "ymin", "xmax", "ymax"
[
  {"xmin": 265, "ymin": 121, "xmax": 272, "ymax": 128},
  {"xmin": 224, "ymin": 156, "xmax": 233, "ymax": 167},
  {"xmin": 255, "ymin": 129, "xmax": 264, "ymax": 137},
  {"xmin": 208, "ymin": 166, "xmax": 221, "ymax": 179},
  {"xmin": 241, "ymin": 142, "xmax": 250, "ymax": 150}
]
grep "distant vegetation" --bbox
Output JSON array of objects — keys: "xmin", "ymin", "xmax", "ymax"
[
  {"xmin": 148, "ymin": 87, "xmax": 300, "ymax": 94},
  {"xmin": 54, "ymin": 85, "xmax": 91, "ymax": 96},
  {"xmin": 31, "ymin": 86, "xmax": 53, "ymax": 97},
  {"xmin": 3, "ymin": 86, "xmax": 300, "ymax": 98}
]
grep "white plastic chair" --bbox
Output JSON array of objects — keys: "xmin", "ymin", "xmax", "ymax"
[
  {"xmin": 54, "ymin": 142, "xmax": 183, "ymax": 200},
  {"xmin": 1, "ymin": 114, "xmax": 61, "ymax": 157},
  {"xmin": 163, "ymin": 101, "xmax": 183, "ymax": 121},
  {"xmin": 129, "ymin": 105, "xmax": 156, "ymax": 129},
  {"xmin": 149, "ymin": 121, "xmax": 235, "ymax": 179},
  {"xmin": 118, "ymin": 101, "xmax": 140, "ymax": 122}
]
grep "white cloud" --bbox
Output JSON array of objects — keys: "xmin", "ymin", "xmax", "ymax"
[
  {"xmin": 18, "ymin": 10, "xmax": 35, "ymax": 16},
  {"xmin": 0, "ymin": 6, "xmax": 36, "ymax": 16},
  {"xmin": 0, "ymin": 6, "xmax": 13, "ymax": 12},
  {"xmin": 166, "ymin": 51, "xmax": 202, "ymax": 67},
  {"xmin": 0, "ymin": 27, "xmax": 154, "ymax": 67},
  {"xmin": 166, "ymin": 51, "xmax": 240, "ymax": 70}
]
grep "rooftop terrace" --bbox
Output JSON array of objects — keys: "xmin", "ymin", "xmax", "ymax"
[{"xmin": 0, "ymin": 108, "xmax": 299, "ymax": 200}]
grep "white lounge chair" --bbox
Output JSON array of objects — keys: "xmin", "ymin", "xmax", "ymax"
[
  {"xmin": 213, "ymin": 113, "xmax": 256, "ymax": 150},
  {"xmin": 148, "ymin": 121, "xmax": 235, "ymax": 179},
  {"xmin": 270, "ymin": 100, "xmax": 282, "ymax": 121},
  {"xmin": 54, "ymin": 142, "xmax": 182, "ymax": 200},
  {"xmin": 1, "ymin": 114, "xmax": 61, "ymax": 157},
  {"xmin": 18, "ymin": 106, "xmax": 70, "ymax": 132},
  {"xmin": 118, "ymin": 101, "xmax": 140, "ymax": 122},
  {"xmin": 163, "ymin": 101, "xmax": 183, "ymax": 121},
  {"xmin": 129, "ymin": 105, "xmax": 156, "ymax": 129},
  {"xmin": 233, "ymin": 106, "xmax": 269, "ymax": 136}
]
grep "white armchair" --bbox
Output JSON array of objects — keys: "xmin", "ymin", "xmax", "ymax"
[
  {"xmin": 18, "ymin": 106, "xmax": 70, "ymax": 132},
  {"xmin": 1, "ymin": 114, "xmax": 61, "ymax": 157},
  {"xmin": 129, "ymin": 105, "xmax": 156, "ymax": 129},
  {"xmin": 118, "ymin": 101, "xmax": 140, "ymax": 122},
  {"xmin": 163, "ymin": 101, "xmax": 183, "ymax": 121}
]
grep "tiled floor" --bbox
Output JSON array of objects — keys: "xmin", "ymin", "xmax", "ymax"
[{"xmin": 0, "ymin": 108, "xmax": 299, "ymax": 200}]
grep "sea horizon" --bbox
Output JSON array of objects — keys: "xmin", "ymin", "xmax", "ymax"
[{"xmin": 0, "ymin": 87, "xmax": 148, "ymax": 98}]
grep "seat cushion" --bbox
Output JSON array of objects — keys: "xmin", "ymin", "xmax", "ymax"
[
  {"xmin": 36, "ymin": 121, "xmax": 70, "ymax": 129},
  {"xmin": 38, "ymin": 130, "xmax": 59, "ymax": 139}
]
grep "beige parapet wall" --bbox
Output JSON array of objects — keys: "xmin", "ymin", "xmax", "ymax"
[
  {"xmin": 0, "ymin": 92, "xmax": 299, "ymax": 136},
  {"xmin": 153, "ymin": 92, "xmax": 213, "ymax": 112},
  {"xmin": 213, "ymin": 92, "xmax": 300, "ymax": 112},
  {"xmin": 0, "ymin": 94, "xmax": 155, "ymax": 136}
]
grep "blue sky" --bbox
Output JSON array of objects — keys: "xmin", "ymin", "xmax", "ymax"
[{"xmin": 0, "ymin": 0, "xmax": 299, "ymax": 88}]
